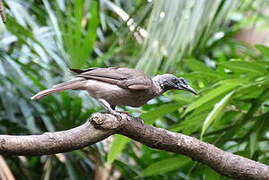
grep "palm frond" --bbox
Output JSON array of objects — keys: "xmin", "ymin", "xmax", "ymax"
[{"xmin": 136, "ymin": 0, "xmax": 241, "ymax": 74}]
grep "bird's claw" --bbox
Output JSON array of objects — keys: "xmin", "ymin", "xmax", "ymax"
[{"xmin": 120, "ymin": 111, "xmax": 129, "ymax": 115}]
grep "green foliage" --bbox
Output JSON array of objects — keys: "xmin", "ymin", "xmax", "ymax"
[
  {"xmin": 184, "ymin": 80, "xmax": 241, "ymax": 114},
  {"xmin": 141, "ymin": 102, "xmax": 182, "ymax": 124},
  {"xmin": 141, "ymin": 156, "xmax": 191, "ymax": 177},
  {"xmin": 201, "ymin": 91, "xmax": 234, "ymax": 139},
  {"xmin": 49, "ymin": 0, "xmax": 99, "ymax": 68},
  {"xmin": 136, "ymin": 0, "xmax": 241, "ymax": 74},
  {"xmin": 1, "ymin": 0, "xmax": 269, "ymax": 179},
  {"xmin": 107, "ymin": 135, "xmax": 130, "ymax": 164}
]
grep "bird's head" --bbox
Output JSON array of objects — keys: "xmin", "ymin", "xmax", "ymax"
[{"xmin": 153, "ymin": 74, "xmax": 197, "ymax": 95}]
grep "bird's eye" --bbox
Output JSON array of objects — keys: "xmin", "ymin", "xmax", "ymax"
[
  {"xmin": 172, "ymin": 78, "xmax": 178, "ymax": 84},
  {"xmin": 179, "ymin": 78, "xmax": 187, "ymax": 85},
  {"xmin": 182, "ymin": 79, "xmax": 188, "ymax": 84}
]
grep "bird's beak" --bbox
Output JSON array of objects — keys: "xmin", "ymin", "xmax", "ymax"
[{"xmin": 180, "ymin": 85, "xmax": 198, "ymax": 95}]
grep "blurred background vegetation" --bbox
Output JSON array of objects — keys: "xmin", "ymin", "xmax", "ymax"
[{"xmin": 0, "ymin": 0, "xmax": 269, "ymax": 179}]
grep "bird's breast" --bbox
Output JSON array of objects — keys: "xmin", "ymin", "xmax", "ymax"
[{"xmin": 84, "ymin": 80, "xmax": 155, "ymax": 107}]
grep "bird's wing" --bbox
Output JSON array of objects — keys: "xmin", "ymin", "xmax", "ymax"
[{"xmin": 70, "ymin": 67, "xmax": 152, "ymax": 90}]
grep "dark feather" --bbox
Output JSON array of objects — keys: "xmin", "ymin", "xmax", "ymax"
[
  {"xmin": 74, "ymin": 67, "xmax": 153, "ymax": 90},
  {"xmin": 70, "ymin": 68, "xmax": 96, "ymax": 74}
]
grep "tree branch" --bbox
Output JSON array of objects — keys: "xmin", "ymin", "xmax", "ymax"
[
  {"xmin": 0, "ymin": 113, "xmax": 117, "ymax": 155},
  {"xmin": 0, "ymin": 113, "xmax": 268, "ymax": 179}
]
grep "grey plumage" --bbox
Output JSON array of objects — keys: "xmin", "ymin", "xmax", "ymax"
[{"xmin": 31, "ymin": 67, "xmax": 197, "ymax": 114}]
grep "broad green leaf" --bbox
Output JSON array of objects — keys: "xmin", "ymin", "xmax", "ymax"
[
  {"xmin": 181, "ymin": 72, "xmax": 220, "ymax": 81},
  {"xmin": 255, "ymin": 44, "xmax": 269, "ymax": 59},
  {"xmin": 55, "ymin": 0, "xmax": 99, "ymax": 68},
  {"xmin": 71, "ymin": 98, "xmax": 82, "ymax": 121},
  {"xmin": 249, "ymin": 118, "xmax": 265, "ymax": 157},
  {"xmin": 184, "ymin": 80, "xmax": 243, "ymax": 114},
  {"xmin": 169, "ymin": 94, "xmax": 195, "ymax": 104},
  {"xmin": 170, "ymin": 112, "xmax": 207, "ymax": 134},
  {"xmin": 219, "ymin": 61, "xmax": 267, "ymax": 76},
  {"xmin": 64, "ymin": 156, "xmax": 78, "ymax": 180},
  {"xmin": 79, "ymin": 1, "xmax": 99, "ymax": 67},
  {"xmin": 41, "ymin": 115, "xmax": 55, "ymax": 132},
  {"xmin": 234, "ymin": 78, "xmax": 269, "ymax": 100},
  {"xmin": 19, "ymin": 100, "xmax": 39, "ymax": 133},
  {"xmin": 204, "ymin": 167, "xmax": 220, "ymax": 180},
  {"xmin": 185, "ymin": 59, "xmax": 215, "ymax": 74},
  {"xmin": 62, "ymin": 92, "xmax": 71, "ymax": 118},
  {"xmin": 200, "ymin": 91, "xmax": 234, "ymax": 139},
  {"xmin": 235, "ymin": 84, "xmax": 264, "ymax": 100},
  {"xmin": 141, "ymin": 156, "xmax": 190, "ymax": 177},
  {"xmin": 217, "ymin": 78, "xmax": 248, "ymax": 85},
  {"xmin": 249, "ymin": 131, "xmax": 257, "ymax": 158},
  {"xmin": 141, "ymin": 103, "xmax": 181, "ymax": 124},
  {"xmin": 107, "ymin": 135, "xmax": 130, "ymax": 164},
  {"xmin": 171, "ymin": 97, "xmax": 221, "ymax": 134}
]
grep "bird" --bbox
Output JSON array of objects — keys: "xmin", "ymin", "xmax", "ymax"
[{"xmin": 31, "ymin": 67, "xmax": 197, "ymax": 115}]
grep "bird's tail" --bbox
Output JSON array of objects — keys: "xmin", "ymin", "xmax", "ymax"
[{"xmin": 31, "ymin": 78, "xmax": 85, "ymax": 100}]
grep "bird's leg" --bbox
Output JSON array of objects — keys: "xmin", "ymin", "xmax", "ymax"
[{"xmin": 98, "ymin": 99, "xmax": 121, "ymax": 116}]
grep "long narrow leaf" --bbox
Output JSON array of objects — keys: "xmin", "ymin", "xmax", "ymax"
[
  {"xmin": 186, "ymin": 59, "xmax": 215, "ymax": 74},
  {"xmin": 219, "ymin": 61, "xmax": 268, "ymax": 76},
  {"xmin": 255, "ymin": 44, "xmax": 269, "ymax": 59},
  {"xmin": 184, "ymin": 80, "xmax": 243, "ymax": 115},
  {"xmin": 200, "ymin": 91, "xmax": 234, "ymax": 139},
  {"xmin": 107, "ymin": 135, "xmax": 130, "ymax": 164},
  {"xmin": 141, "ymin": 103, "xmax": 181, "ymax": 124}
]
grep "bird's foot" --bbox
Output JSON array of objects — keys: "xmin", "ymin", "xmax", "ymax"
[
  {"xmin": 108, "ymin": 109, "xmax": 121, "ymax": 116},
  {"xmin": 119, "ymin": 111, "xmax": 130, "ymax": 115},
  {"xmin": 110, "ymin": 110, "xmax": 125, "ymax": 121},
  {"xmin": 117, "ymin": 111, "xmax": 144, "ymax": 124},
  {"xmin": 98, "ymin": 99, "xmax": 121, "ymax": 118}
]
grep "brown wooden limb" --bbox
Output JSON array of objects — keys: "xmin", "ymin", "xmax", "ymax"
[
  {"xmin": 0, "ymin": 113, "xmax": 117, "ymax": 155},
  {"xmin": 0, "ymin": 113, "xmax": 268, "ymax": 180}
]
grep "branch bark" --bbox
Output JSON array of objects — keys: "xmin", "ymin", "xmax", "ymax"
[{"xmin": 0, "ymin": 113, "xmax": 268, "ymax": 180}]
